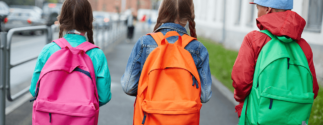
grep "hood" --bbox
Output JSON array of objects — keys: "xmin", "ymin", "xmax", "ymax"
[{"xmin": 256, "ymin": 10, "xmax": 306, "ymax": 41}]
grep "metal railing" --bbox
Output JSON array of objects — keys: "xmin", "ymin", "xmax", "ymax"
[
  {"xmin": 93, "ymin": 20, "xmax": 127, "ymax": 51},
  {"xmin": 0, "ymin": 20, "xmax": 127, "ymax": 125}
]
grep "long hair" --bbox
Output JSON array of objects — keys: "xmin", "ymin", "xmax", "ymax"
[
  {"xmin": 58, "ymin": 0, "xmax": 94, "ymax": 44},
  {"xmin": 154, "ymin": 0, "xmax": 197, "ymax": 38}
]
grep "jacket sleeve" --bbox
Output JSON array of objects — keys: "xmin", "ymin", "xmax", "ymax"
[
  {"xmin": 231, "ymin": 32, "xmax": 255, "ymax": 117},
  {"xmin": 96, "ymin": 50, "xmax": 112, "ymax": 107},
  {"xmin": 196, "ymin": 43, "xmax": 212, "ymax": 103},
  {"xmin": 300, "ymin": 39, "xmax": 319, "ymax": 99},
  {"xmin": 30, "ymin": 43, "xmax": 54, "ymax": 97},
  {"xmin": 30, "ymin": 53, "xmax": 45, "ymax": 97},
  {"xmin": 120, "ymin": 38, "xmax": 143, "ymax": 96},
  {"xmin": 297, "ymin": 38, "xmax": 319, "ymax": 99},
  {"xmin": 309, "ymin": 58, "xmax": 319, "ymax": 99}
]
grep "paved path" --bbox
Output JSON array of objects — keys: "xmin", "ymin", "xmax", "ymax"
[{"xmin": 5, "ymin": 24, "xmax": 239, "ymax": 125}]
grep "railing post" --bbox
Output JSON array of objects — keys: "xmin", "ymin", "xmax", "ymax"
[
  {"xmin": 0, "ymin": 32, "xmax": 7, "ymax": 125},
  {"xmin": 46, "ymin": 25, "xmax": 52, "ymax": 44}
]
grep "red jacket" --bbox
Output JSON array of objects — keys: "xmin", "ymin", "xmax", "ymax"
[{"xmin": 232, "ymin": 10, "xmax": 319, "ymax": 117}]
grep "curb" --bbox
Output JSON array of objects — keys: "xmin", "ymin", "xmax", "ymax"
[{"xmin": 211, "ymin": 76, "xmax": 239, "ymax": 105}]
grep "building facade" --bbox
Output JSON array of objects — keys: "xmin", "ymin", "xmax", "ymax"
[
  {"xmin": 193, "ymin": 0, "xmax": 323, "ymax": 83},
  {"xmin": 88, "ymin": 0, "xmax": 152, "ymax": 16}
]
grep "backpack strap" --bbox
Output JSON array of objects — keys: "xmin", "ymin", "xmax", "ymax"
[
  {"xmin": 76, "ymin": 42, "xmax": 99, "ymax": 52},
  {"xmin": 53, "ymin": 38, "xmax": 72, "ymax": 48},
  {"xmin": 180, "ymin": 34, "xmax": 197, "ymax": 48},
  {"xmin": 148, "ymin": 32, "xmax": 165, "ymax": 46},
  {"xmin": 148, "ymin": 32, "xmax": 196, "ymax": 48},
  {"xmin": 260, "ymin": 30, "xmax": 276, "ymax": 39},
  {"xmin": 238, "ymin": 96, "xmax": 249, "ymax": 125}
]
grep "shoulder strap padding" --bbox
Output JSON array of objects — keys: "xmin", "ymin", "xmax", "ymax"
[
  {"xmin": 260, "ymin": 30, "xmax": 276, "ymax": 39},
  {"xmin": 53, "ymin": 38, "xmax": 72, "ymax": 49},
  {"xmin": 76, "ymin": 42, "xmax": 99, "ymax": 52},
  {"xmin": 148, "ymin": 32, "xmax": 164, "ymax": 46},
  {"xmin": 181, "ymin": 34, "xmax": 197, "ymax": 48},
  {"xmin": 148, "ymin": 32, "xmax": 196, "ymax": 47}
]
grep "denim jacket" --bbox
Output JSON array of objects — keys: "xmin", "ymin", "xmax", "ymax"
[{"xmin": 121, "ymin": 23, "xmax": 212, "ymax": 103}]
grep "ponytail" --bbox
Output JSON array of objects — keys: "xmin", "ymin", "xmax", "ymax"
[
  {"xmin": 87, "ymin": 29, "xmax": 94, "ymax": 44},
  {"xmin": 188, "ymin": 17, "xmax": 197, "ymax": 38},
  {"xmin": 59, "ymin": 27, "xmax": 64, "ymax": 38}
]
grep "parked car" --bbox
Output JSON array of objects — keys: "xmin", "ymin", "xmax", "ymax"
[
  {"xmin": 42, "ymin": 3, "xmax": 62, "ymax": 26},
  {"xmin": 4, "ymin": 7, "xmax": 45, "ymax": 35},
  {"xmin": 93, "ymin": 11, "xmax": 112, "ymax": 29},
  {"xmin": 10, "ymin": 5, "xmax": 42, "ymax": 15},
  {"xmin": 0, "ymin": 1, "xmax": 9, "ymax": 31}
]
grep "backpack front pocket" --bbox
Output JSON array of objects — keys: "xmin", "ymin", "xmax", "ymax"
[
  {"xmin": 141, "ymin": 100, "xmax": 202, "ymax": 125},
  {"xmin": 258, "ymin": 87, "xmax": 314, "ymax": 125},
  {"xmin": 33, "ymin": 100, "xmax": 99, "ymax": 125}
]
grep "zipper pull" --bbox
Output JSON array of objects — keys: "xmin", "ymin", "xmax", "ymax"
[
  {"xmin": 269, "ymin": 99, "xmax": 273, "ymax": 109},
  {"xmin": 192, "ymin": 75, "xmax": 199, "ymax": 89},
  {"xmin": 30, "ymin": 88, "xmax": 39, "ymax": 102},
  {"xmin": 49, "ymin": 113, "xmax": 52, "ymax": 123},
  {"xmin": 142, "ymin": 113, "xmax": 147, "ymax": 124},
  {"xmin": 287, "ymin": 58, "xmax": 290, "ymax": 69}
]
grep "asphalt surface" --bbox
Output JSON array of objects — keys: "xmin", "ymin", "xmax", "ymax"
[{"xmin": 5, "ymin": 24, "xmax": 239, "ymax": 125}]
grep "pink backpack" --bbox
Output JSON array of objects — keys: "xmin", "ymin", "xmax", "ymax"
[{"xmin": 31, "ymin": 38, "xmax": 99, "ymax": 125}]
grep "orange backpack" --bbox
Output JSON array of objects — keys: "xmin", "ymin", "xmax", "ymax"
[{"xmin": 133, "ymin": 31, "xmax": 202, "ymax": 125}]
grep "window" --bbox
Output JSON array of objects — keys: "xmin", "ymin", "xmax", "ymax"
[
  {"xmin": 213, "ymin": 0, "xmax": 217, "ymax": 21},
  {"xmin": 306, "ymin": 0, "xmax": 323, "ymax": 32},
  {"xmin": 246, "ymin": 0, "xmax": 255, "ymax": 27},
  {"xmin": 235, "ymin": 0, "xmax": 242, "ymax": 25}
]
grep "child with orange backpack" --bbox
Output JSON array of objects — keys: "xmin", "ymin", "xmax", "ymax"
[
  {"xmin": 121, "ymin": 0, "xmax": 212, "ymax": 124},
  {"xmin": 30, "ymin": 0, "xmax": 111, "ymax": 124}
]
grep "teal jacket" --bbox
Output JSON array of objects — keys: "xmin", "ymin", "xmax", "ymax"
[{"xmin": 30, "ymin": 34, "xmax": 112, "ymax": 106}]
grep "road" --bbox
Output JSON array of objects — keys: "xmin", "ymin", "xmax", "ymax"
[{"xmin": 5, "ymin": 24, "xmax": 239, "ymax": 125}]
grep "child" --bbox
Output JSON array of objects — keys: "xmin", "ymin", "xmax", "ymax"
[
  {"xmin": 121, "ymin": 0, "xmax": 212, "ymax": 124},
  {"xmin": 30, "ymin": 0, "xmax": 111, "ymax": 124},
  {"xmin": 232, "ymin": 0, "xmax": 319, "ymax": 124}
]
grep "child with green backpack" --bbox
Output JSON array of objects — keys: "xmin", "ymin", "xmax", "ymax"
[{"xmin": 232, "ymin": 0, "xmax": 319, "ymax": 124}]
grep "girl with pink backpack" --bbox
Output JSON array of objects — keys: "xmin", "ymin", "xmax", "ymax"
[{"xmin": 29, "ymin": 0, "xmax": 111, "ymax": 124}]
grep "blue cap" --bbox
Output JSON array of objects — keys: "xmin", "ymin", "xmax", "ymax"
[{"xmin": 250, "ymin": 0, "xmax": 293, "ymax": 10}]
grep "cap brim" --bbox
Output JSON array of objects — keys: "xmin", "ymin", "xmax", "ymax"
[{"xmin": 249, "ymin": 2, "xmax": 256, "ymax": 4}]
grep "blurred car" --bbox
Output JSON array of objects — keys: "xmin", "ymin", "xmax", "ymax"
[
  {"xmin": 0, "ymin": 1, "xmax": 9, "ymax": 31},
  {"xmin": 4, "ymin": 7, "xmax": 45, "ymax": 34},
  {"xmin": 93, "ymin": 11, "xmax": 112, "ymax": 29},
  {"xmin": 42, "ymin": 3, "xmax": 62, "ymax": 26},
  {"xmin": 10, "ymin": 5, "xmax": 42, "ymax": 15}
]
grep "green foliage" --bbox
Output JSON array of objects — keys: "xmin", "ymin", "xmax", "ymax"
[
  {"xmin": 46, "ymin": 0, "xmax": 59, "ymax": 3},
  {"xmin": 198, "ymin": 37, "xmax": 238, "ymax": 92},
  {"xmin": 309, "ymin": 88, "xmax": 323, "ymax": 125}
]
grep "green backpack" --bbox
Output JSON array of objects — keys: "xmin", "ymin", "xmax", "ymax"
[{"xmin": 238, "ymin": 30, "xmax": 314, "ymax": 125}]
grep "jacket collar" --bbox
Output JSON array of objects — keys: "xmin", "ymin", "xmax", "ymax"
[{"xmin": 155, "ymin": 23, "xmax": 188, "ymax": 34}]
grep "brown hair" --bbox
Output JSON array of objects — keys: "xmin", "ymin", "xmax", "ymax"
[
  {"xmin": 58, "ymin": 0, "xmax": 94, "ymax": 44},
  {"xmin": 154, "ymin": 0, "xmax": 197, "ymax": 38}
]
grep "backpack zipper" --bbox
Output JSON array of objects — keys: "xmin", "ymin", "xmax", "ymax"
[
  {"xmin": 142, "ymin": 113, "xmax": 147, "ymax": 124},
  {"xmin": 269, "ymin": 99, "xmax": 273, "ymax": 109},
  {"xmin": 165, "ymin": 67, "xmax": 199, "ymax": 89},
  {"xmin": 287, "ymin": 58, "xmax": 290, "ymax": 69},
  {"xmin": 49, "ymin": 113, "xmax": 52, "ymax": 123},
  {"xmin": 30, "ymin": 87, "xmax": 39, "ymax": 102}
]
